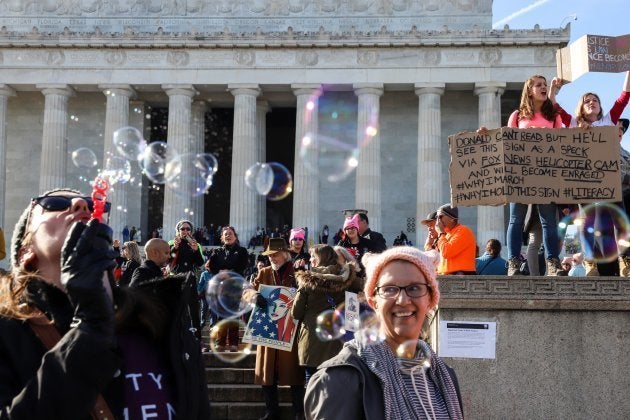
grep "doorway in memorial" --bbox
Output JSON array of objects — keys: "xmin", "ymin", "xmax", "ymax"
[{"xmin": 143, "ymin": 106, "xmax": 297, "ymax": 238}]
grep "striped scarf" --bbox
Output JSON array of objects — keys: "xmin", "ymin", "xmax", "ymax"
[{"xmin": 351, "ymin": 339, "xmax": 463, "ymax": 420}]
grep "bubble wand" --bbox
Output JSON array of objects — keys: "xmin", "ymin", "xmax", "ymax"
[{"xmin": 91, "ymin": 176, "xmax": 109, "ymax": 222}]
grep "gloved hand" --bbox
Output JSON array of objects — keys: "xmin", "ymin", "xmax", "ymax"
[
  {"xmin": 61, "ymin": 219, "xmax": 117, "ymax": 345},
  {"xmin": 255, "ymin": 293, "xmax": 268, "ymax": 310}
]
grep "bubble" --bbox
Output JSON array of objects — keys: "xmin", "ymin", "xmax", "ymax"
[
  {"xmin": 244, "ymin": 162, "xmax": 293, "ymax": 201},
  {"xmin": 113, "ymin": 126, "xmax": 146, "ymax": 161},
  {"xmin": 300, "ymin": 134, "xmax": 360, "ymax": 183},
  {"xmin": 140, "ymin": 141, "xmax": 179, "ymax": 184},
  {"xmin": 577, "ymin": 203, "xmax": 630, "ymax": 263},
  {"xmin": 166, "ymin": 153, "xmax": 215, "ymax": 197},
  {"xmin": 194, "ymin": 153, "xmax": 219, "ymax": 177},
  {"xmin": 205, "ymin": 271, "xmax": 254, "ymax": 319},
  {"xmin": 209, "ymin": 318, "xmax": 253, "ymax": 363},
  {"xmin": 315, "ymin": 308, "xmax": 346, "ymax": 341},
  {"xmin": 354, "ymin": 311, "xmax": 384, "ymax": 346},
  {"xmin": 245, "ymin": 162, "xmax": 271, "ymax": 193},
  {"xmin": 396, "ymin": 339, "xmax": 431, "ymax": 369},
  {"xmin": 100, "ymin": 156, "xmax": 131, "ymax": 185},
  {"xmin": 71, "ymin": 147, "xmax": 98, "ymax": 169}
]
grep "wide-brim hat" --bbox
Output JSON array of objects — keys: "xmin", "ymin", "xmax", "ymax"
[
  {"xmin": 262, "ymin": 238, "xmax": 290, "ymax": 255},
  {"xmin": 420, "ymin": 211, "xmax": 437, "ymax": 226}
]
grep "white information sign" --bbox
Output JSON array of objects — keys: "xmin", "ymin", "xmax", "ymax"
[
  {"xmin": 438, "ymin": 321, "xmax": 496, "ymax": 359},
  {"xmin": 344, "ymin": 291, "xmax": 360, "ymax": 332}
]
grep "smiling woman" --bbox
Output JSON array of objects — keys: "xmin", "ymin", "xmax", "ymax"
[{"xmin": 304, "ymin": 246, "xmax": 464, "ymax": 420}]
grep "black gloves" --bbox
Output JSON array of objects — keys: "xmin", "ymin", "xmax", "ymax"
[
  {"xmin": 61, "ymin": 219, "xmax": 117, "ymax": 345},
  {"xmin": 256, "ymin": 293, "xmax": 268, "ymax": 310}
]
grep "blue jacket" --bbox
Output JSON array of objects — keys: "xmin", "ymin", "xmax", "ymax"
[{"xmin": 475, "ymin": 252, "xmax": 507, "ymax": 275}]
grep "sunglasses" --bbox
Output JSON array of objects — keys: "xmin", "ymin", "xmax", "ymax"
[{"xmin": 32, "ymin": 195, "xmax": 111, "ymax": 214}]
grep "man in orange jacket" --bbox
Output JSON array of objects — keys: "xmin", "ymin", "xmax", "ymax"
[{"xmin": 435, "ymin": 204, "xmax": 477, "ymax": 275}]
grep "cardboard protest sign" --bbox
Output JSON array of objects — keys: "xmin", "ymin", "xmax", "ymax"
[
  {"xmin": 557, "ymin": 34, "xmax": 630, "ymax": 82},
  {"xmin": 448, "ymin": 126, "xmax": 620, "ymax": 207},
  {"xmin": 242, "ymin": 285, "xmax": 298, "ymax": 351}
]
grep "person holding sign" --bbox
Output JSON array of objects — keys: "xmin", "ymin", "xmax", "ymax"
[
  {"xmin": 243, "ymin": 238, "xmax": 305, "ymax": 420},
  {"xmin": 500, "ymin": 75, "xmax": 567, "ymax": 276},
  {"xmin": 552, "ymin": 72, "xmax": 630, "ymax": 276}
]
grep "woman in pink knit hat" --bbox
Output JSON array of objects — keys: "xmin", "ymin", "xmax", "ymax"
[
  {"xmin": 289, "ymin": 227, "xmax": 310, "ymax": 270},
  {"xmin": 305, "ymin": 246, "xmax": 463, "ymax": 419},
  {"xmin": 336, "ymin": 214, "xmax": 379, "ymax": 278}
]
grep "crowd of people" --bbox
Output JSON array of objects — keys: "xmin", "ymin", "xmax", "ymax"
[{"xmin": 0, "ymin": 71, "xmax": 628, "ymax": 419}]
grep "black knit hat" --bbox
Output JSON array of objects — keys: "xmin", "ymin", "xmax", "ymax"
[{"xmin": 438, "ymin": 203, "xmax": 458, "ymax": 220}]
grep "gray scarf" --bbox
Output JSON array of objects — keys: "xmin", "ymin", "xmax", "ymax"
[{"xmin": 351, "ymin": 339, "xmax": 463, "ymax": 420}]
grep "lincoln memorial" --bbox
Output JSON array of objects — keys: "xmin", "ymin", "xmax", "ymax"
[{"xmin": 0, "ymin": 0, "xmax": 569, "ymax": 254}]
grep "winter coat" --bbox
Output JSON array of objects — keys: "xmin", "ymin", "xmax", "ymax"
[
  {"xmin": 292, "ymin": 263, "xmax": 361, "ymax": 367},
  {"xmin": 245, "ymin": 262, "xmax": 305, "ymax": 386},
  {"xmin": 0, "ymin": 277, "xmax": 210, "ymax": 419},
  {"xmin": 305, "ymin": 345, "xmax": 461, "ymax": 420},
  {"xmin": 208, "ymin": 243, "xmax": 249, "ymax": 275},
  {"xmin": 118, "ymin": 259, "xmax": 140, "ymax": 287},
  {"xmin": 168, "ymin": 239, "xmax": 204, "ymax": 274},
  {"xmin": 129, "ymin": 259, "xmax": 164, "ymax": 286}
]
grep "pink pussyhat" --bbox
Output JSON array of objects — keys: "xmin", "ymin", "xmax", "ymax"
[
  {"xmin": 289, "ymin": 228, "xmax": 305, "ymax": 241},
  {"xmin": 343, "ymin": 214, "xmax": 360, "ymax": 230}
]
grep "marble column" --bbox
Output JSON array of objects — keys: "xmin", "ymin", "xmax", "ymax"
[
  {"xmin": 474, "ymin": 82, "xmax": 507, "ymax": 250},
  {"xmin": 128, "ymin": 100, "xmax": 146, "ymax": 241},
  {"xmin": 256, "ymin": 100, "xmax": 270, "ymax": 232},
  {"xmin": 191, "ymin": 100, "xmax": 207, "ymax": 232},
  {"xmin": 37, "ymin": 84, "xmax": 74, "ymax": 193},
  {"xmin": 414, "ymin": 83, "xmax": 445, "ymax": 247},
  {"xmin": 228, "ymin": 84, "xmax": 260, "ymax": 243},
  {"xmin": 353, "ymin": 83, "xmax": 384, "ymax": 232},
  {"xmin": 292, "ymin": 84, "xmax": 322, "ymax": 244},
  {"xmin": 99, "ymin": 84, "xmax": 135, "ymax": 242},
  {"xmin": 0, "ymin": 85, "xmax": 15, "ymax": 230},
  {"xmin": 162, "ymin": 84, "xmax": 197, "ymax": 235}
]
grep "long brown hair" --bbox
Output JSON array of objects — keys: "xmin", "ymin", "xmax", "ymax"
[
  {"xmin": 517, "ymin": 75, "xmax": 556, "ymax": 122},
  {"xmin": 574, "ymin": 92, "xmax": 603, "ymax": 128}
]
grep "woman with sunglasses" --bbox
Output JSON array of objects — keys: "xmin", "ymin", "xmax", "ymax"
[
  {"xmin": 169, "ymin": 219, "xmax": 204, "ymax": 275},
  {"xmin": 0, "ymin": 188, "xmax": 210, "ymax": 418},
  {"xmin": 305, "ymin": 246, "xmax": 463, "ymax": 419}
]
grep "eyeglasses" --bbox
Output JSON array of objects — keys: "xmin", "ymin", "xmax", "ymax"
[
  {"xmin": 32, "ymin": 195, "xmax": 111, "ymax": 213},
  {"xmin": 179, "ymin": 226, "xmax": 192, "ymax": 231},
  {"xmin": 375, "ymin": 283, "xmax": 430, "ymax": 299}
]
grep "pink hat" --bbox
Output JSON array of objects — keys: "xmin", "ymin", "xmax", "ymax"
[
  {"xmin": 362, "ymin": 247, "xmax": 440, "ymax": 311},
  {"xmin": 289, "ymin": 228, "xmax": 305, "ymax": 242},
  {"xmin": 343, "ymin": 214, "xmax": 360, "ymax": 231}
]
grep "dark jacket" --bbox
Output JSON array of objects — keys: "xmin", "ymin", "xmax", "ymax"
[
  {"xmin": 169, "ymin": 240, "xmax": 204, "ymax": 274},
  {"xmin": 305, "ymin": 344, "xmax": 462, "ymax": 420},
  {"xmin": 361, "ymin": 229, "xmax": 387, "ymax": 252},
  {"xmin": 208, "ymin": 243, "xmax": 249, "ymax": 275},
  {"xmin": 129, "ymin": 259, "xmax": 163, "ymax": 287},
  {"xmin": 0, "ymin": 277, "xmax": 210, "ymax": 419},
  {"xmin": 119, "ymin": 259, "xmax": 140, "ymax": 287}
]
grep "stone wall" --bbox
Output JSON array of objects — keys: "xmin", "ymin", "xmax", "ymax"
[{"xmin": 435, "ymin": 276, "xmax": 630, "ymax": 419}]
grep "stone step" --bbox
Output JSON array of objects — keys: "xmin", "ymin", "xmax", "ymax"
[
  {"xmin": 208, "ymin": 384, "xmax": 293, "ymax": 403},
  {"xmin": 203, "ymin": 351, "xmax": 257, "ymax": 368},
  {"xmin": 211, "ymin": 402, "xmax": 294, "ymax": 420},
  {"xmin": 207, "ymin": 367, "xmax": 255, "ymax": 384}
]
